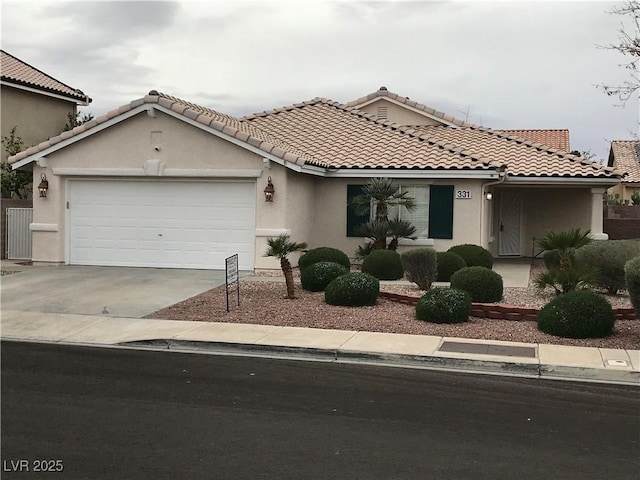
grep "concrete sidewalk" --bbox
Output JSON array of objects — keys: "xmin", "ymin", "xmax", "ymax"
[{"xmin": 1, "ymin": 309, "xmax": 638, "ymax": 386}]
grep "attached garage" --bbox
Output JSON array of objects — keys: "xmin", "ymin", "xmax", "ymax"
[{"xmin": 68, "ymin": 179, "xmax": 256, "ymax": 270}]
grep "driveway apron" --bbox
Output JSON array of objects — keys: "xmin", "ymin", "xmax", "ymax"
[{"xmin": 1, "ymin": 265, "xmax": 228, "ymax": 318}]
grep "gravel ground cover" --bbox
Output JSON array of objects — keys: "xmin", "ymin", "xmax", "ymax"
[{"xmin": 147, "ymin": 264, "xmax": 639, "ymax": 350}]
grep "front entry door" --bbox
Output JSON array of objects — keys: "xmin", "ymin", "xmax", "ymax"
[{"xmin": 499, "ymin": 193, "xmax": 521, "ymax": 256}]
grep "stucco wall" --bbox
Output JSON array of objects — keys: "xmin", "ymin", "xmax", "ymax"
[
  {"xmin": 30, "ymin": 110, "xmax": 279, "ymax": 267},
  {"xmin": 1, "ymin": 86, "xmax": 76, "ymax": 162},
  {"xmin": 607, "ymin": 183, "xmax": 640, "ymax": 204},
  {"xmin": 489, "ymin": 187, "xmax": 592, "ymax": 257},
  {"xmin": 309, "ymin": 178, "xmax": 484, "ymax": 261},
  {"xmin": 357, "ymin": 99, "xmax": 443, "ymax": 126}
]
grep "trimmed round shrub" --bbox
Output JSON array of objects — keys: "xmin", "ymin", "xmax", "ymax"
[
  {"xmin": 576, "ymin": 240, "xmax": 640, "ymax": 294},
  {"xmin": 537, "ymin": 290, "xmax": 615, "ymax": 339},
  {"xmin": 436, "ymin": 251, "xmax": 467, "ymax": 282},
  {"xmin": 298, "ymin": 247, "xmax": 350, "ymax": 272},
  {"xmin": 450, "ymin": 266, "xmax": 503, "ymax": 303},
  {"xmin": 447, "ymin": 244, "xmax": 493, "ymax": 269},
  {"xmin": 400, "ymin": 248, "xmax": 437, "ymax": 290},
  {"xmin": 361, "ymin": 249, "xmax": 404, "ymax": 280},
  {"xmin": 625, "ymin": 256, "xmax": 640, "ymax": 313},
  {"xmin": 415, "ymin": 287, "xmax": 471, "ymax": 324},
  {"xmin": 325, "ymin": 272, "xmax": 379, "ymax": 306},
  {"xmin": 300, "ymin": 261, "xmax": 348, "ymax": 292}
]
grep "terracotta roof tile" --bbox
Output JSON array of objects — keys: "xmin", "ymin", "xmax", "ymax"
[
  {"xmin": 241, "ymin": 99, "xmax": 498, "ymax": 170},
  {"xmin": 1, "ymin": 50, "xmax": 91, "ymax": 104},
  {"xmin": 496, "ymin": 129, "xmax": 570, "ymax": 151},
  {"xmin": 411, "ymin": 126, "xmax": 616, "ymax": 178},
  {"xmin": 609, "ymin": 140, "xmax": 640, "ymax": 183}
]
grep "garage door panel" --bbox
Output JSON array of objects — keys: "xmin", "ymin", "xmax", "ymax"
[{"xmin": 69, "ymin": 180, "xmax": 255, "ymax": 269}]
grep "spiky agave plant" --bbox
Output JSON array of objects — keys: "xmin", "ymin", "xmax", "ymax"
[{"xmin": 264, "ymin": 234, "xmax": 307, "ymax": 299}]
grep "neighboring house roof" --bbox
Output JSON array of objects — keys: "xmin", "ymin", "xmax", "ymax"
[
  {"xmin": 1, "ymin": 49, "xmax": 91, "ymax": 105},
  {"xmin": 608, "ymin": 140, "xmax": 640, "ymax": 184},
  {"xmin": 9, "ymin": 90, "xmax": 620, "ymax": 182},
  {"xmin": 495, "ymin": 129, "xmax": 570, "ymax": 151}
]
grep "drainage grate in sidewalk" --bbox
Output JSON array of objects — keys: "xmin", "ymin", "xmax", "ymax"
[{"xmin": 439, "ymin": 341, "xmax": 536, "ymax": 358}]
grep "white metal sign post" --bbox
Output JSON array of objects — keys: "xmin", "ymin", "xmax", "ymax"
[{"xmin": 225, "ymin": 254, "xmax": 240, "ymax": 313}]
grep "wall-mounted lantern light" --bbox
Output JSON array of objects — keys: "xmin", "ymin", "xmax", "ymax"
[
  {"xmin": 485, "ymin": 191, "xmax": 493, "ymax": 201},
  {"xmin": 264, "ymin": 176, "xmax": 275, "ymax": 202},
  {"xmin": 37, "ymin": 173, "xmax": 49, "ymax": 198}
]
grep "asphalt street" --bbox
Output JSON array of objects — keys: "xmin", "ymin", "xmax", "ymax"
[{"xmin": 1, "ymin": 341, "xmax": 638, "ymax": 480}]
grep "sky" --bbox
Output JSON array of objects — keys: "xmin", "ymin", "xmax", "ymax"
[{"xmin": 1, "ymin": 0, "xmax": 639, "ymax": 163}]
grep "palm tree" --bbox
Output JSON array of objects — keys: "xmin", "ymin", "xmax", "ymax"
[
  {"xmin": 264, "ymin": 234, "xmax": 307, "ymax": 299},
  {"xmin": 351, "ymin": 178, "xmax": 416, "ymax": 220},
  {"xmin": 351, "ymin": 178, "xmax": 416, "ymax": 249},
  {"xmin": 535, "ymin": 228, "xmax": 593, "ymax": 268}
]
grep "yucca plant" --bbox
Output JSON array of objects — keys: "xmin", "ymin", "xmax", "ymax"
[{"xmin": 264, "ymin": 234, "xmax": 307, "ymax": 299}]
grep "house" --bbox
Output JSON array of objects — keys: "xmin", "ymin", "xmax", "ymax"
[
  {"xmin": 607, "ymin": 140, "xmax": 640, "ymax": 204},
  {"xmin": 1, "ymin": 49, "xmax": 92, "ymax": 163},
  {"xmin": 8, "ymin": 87, "xmax": 620, "ymax": 270}
]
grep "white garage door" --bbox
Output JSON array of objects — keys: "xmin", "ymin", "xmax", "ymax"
[{"xmin": 68, "ymin": 180, "xmax": 256, "ymax": 270}]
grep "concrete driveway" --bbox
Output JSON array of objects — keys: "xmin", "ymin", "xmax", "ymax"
[{"xmin": 1, "ymin": 265, "xmax": 228, "ymax": 318}]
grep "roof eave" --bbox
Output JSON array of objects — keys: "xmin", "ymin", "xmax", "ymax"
[{"xmin": 1, "ymin": 79, "xmax": 91, "ymax": 105}]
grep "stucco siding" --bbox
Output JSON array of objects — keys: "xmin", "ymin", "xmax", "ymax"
[
  {"xmin": 310, "ymin": 178, "xmax": 484, "ymax": 261},
  {"xmin": 503, "ymin": 187, "xmax": 592, "ymax": 257},
  {"xmin": 1, "ymin": 86, "xmax": 76, "ymax": 162},
  {"xmin": 30, "ymin": 111, "xmax": 280, "ymax": 268},
  {"xmin": 357, "ymin": 98, "xmax": 443, "ymax": 126}
]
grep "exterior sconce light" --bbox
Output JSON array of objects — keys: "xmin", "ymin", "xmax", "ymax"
[
  {"xmin": 264, "ymin": 176, "xmax": 275, "ymax": 202},
  {"xmin": 37, "ymin": 173, "xmax": 49, "ymax": 198},
  {"xmin": 485, "ymin": 192, "xmax": 493, "ymax": 200}
]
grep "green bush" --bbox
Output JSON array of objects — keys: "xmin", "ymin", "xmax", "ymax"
[
  {"xmin": 400, "ymin": 248, "xmax": 437, "ymax": 290},
  {"xmin": 325, "ymin": 273, "xmax": 379, "ymax": 306},
  {"xmin": 450, "ymin": 266, "xmax": 503, "ymax": 303},
  {"xmin": 537, "ymin": 290, "xmax": 615, "ymax": 338},
  {"xmin": 298, "ymin": 247, "xmax": 350, "ymax": 271},
  {"xmin": 415, "ymin": 287, "xmax": 471, "ymax": 324},
  {"xmin": 625, "ymin": 256, "xmax": 640, "ymax": 313},
  {"xmin": 300, "ymin": 261, "xmax": 348, "ymax": 292},
  {"xmin": 361, "ymin": 249, "xmax": 404, "ymax": 280},
  {"xmin": 436, "ymin": 251, "xmax": 467, "ymax": 282},
  {"xmin": 575, "ymin": 240, "xmax": 640, "ymax": 294},
  {"xmin": 447, "ymin": 244, "xmax": 493, "ymax": 269}
]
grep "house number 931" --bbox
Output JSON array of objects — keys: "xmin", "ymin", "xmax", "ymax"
[{"xmin": 456, "ymin": 190, "xmax": 472, "ymax": 199}]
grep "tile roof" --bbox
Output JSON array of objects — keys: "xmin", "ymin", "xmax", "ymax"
[
  {"xmin": 609, "ymin": 140, "xmax": 640, "ymax": 183},
  {"xmin": 241, "ymin": 99, "xmax": 498, "ymax": 170},
  {"xmin": 1, "ymin": 50, "xmax": 91, "ymax": 104},
  {"xmin": 9, "ymin": 89, "xmax": 621, "ymax": 181},
  {"xmin": 411, "ymin": 126, "xmax": 615, "ymax": 178},
  {"xmin": 495, "ymin": 129, "xmax": 570, "ymax": 151}
]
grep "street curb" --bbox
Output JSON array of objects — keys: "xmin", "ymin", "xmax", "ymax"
[{"xmin": 118, "ymin": 339, "xmax": 640, "ymax": 386}]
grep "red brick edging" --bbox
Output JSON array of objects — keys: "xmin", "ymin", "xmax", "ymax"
[{"xmin": 378, "ymin": 292, "xmax": 637, "ymax": 321}]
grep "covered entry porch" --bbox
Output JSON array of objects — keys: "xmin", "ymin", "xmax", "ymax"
[{"xmin": 483, "ymin": 186, "xmax": 608, "ymax": 258}]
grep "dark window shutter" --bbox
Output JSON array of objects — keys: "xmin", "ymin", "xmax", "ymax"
[
  {"xmin": 428, "ymin": 185, "xmax": 454, "ymax": 239},
  {"xmin": 346, "ymin": 185, "xmax": 369, "ymax": 237}
]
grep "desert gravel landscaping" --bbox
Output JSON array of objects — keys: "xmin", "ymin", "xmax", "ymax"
[{"xmin": 147, "ymin": 265, "xmax": 640, "ymax": 350}]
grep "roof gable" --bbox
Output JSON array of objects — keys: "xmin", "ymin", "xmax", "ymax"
[
  {"xmin": 609, "ymin": 140, "xmax": 640, "ymax": 183},
  {"xmin": 1, "ymin": 49, "xmax": 91, "ymax": 105},
  {"xmin": 346, "ymin": 86, "xmax": 472, "ymax": 128}
]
